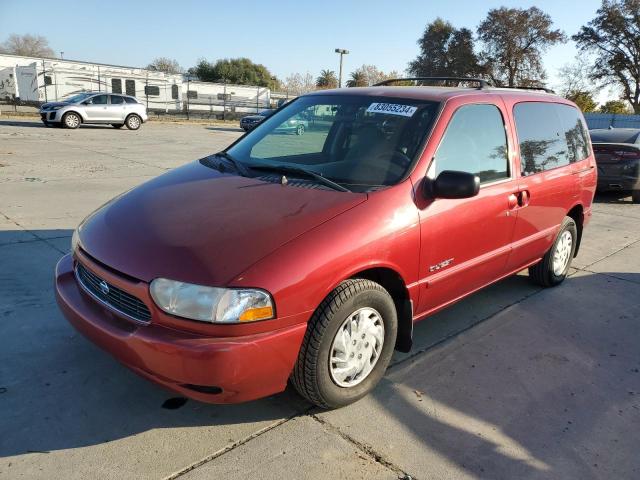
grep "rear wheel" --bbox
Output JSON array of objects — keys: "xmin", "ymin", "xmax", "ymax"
[
  {"xmin": 111, "ymin": 123, "xmax": 124, "ymax": 129},
  {"xmin": 125, "ymin": 114, "xmax": 141, "ymax": 130},
  {"xmin": 632, "ymin": 190, "xmax": 640, "ymax": 204},
  {"xmin": 529, "ymin": 216, "xmax": 577, "ymax": 287},
  {"xmin": 291, "ymin": 279, "xmax": 397, "ymax": 409},
  {"xmin": 62, "ymin": 112, "xmax": 81, "ymax": 129}
]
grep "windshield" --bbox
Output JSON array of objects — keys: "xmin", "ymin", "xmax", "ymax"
[
  {"xmin": 227, "ymin": 95, "xmax": 440, "ymax": 191},
  {"xmin": 63, "ymin": 92, "xmax": 93, "ymax": 104}
]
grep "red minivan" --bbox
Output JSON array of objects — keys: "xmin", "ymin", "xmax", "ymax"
[{"xmin": 55, "ymin": 78, "xmax": 597, "ymax": 408}]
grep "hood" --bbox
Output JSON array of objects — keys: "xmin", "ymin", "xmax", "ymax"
[
  {"xmin": 42, "ymin": 101, "xmax": 70, "ymax": 108},
  {"xmin": 78, "ymin": 161, "xmax": 366, "ymax": 285}
]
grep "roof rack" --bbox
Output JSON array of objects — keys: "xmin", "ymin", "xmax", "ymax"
[
  {"xmin": 497, "ymin": 85, "xmax": 556, "ymax": 94},
  {"xmin": 374, "ymin": 77, "xmax": 556, "ymax": 94},
  {"xmin": 374, "ymin": 77, "xmax": 491, "ymax": 89}
]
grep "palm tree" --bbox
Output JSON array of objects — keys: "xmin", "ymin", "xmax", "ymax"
[
  {"xmin": 316, "ymin": 69, "xmax": 338, "ymax": 89},
  {"xmin": 346, "ymin": 71, "xmax": 367, "ymax": 87}
]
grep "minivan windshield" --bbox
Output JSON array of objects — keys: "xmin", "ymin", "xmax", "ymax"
[{"xmin": 226, "ymin": 95, "xmax": 440, "ymax": 191}]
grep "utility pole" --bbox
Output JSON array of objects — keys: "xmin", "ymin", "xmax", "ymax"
[
  {"xmin": 41, "ymin": 59, "xmax": 48, "ymax": 102},
  {"xmin": 223, "ymin": 78, "xmax": 227, "ymax": 121},
  {"xmin": 186, "ymin": 75, "xmax": 190, "ymax": 120},
  {"xmin": 334, "ymin": 48, "xmax": 349, "ymax": 88}
]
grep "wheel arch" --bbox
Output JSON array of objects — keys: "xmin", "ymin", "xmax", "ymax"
[
  {"xmin": 348, "ymin": 266, "xmax": 413, "ymax": 353},
  {"xmin": 63, "ymin": 110, "xmax": 84, "ymax": 123},
  {"xmin": 566, "ymin": 203, "xmax": 584, "ymax": 257}
]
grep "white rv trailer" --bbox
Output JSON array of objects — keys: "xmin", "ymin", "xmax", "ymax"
[
  {"xmin": 0, "ymin": 66, "xmax": 17, "ymax": 101},
  {"xmin": 184, "ymin": 80, "xmax": 270, "ymax": 114},
  {"xmin": 0, "ymin": 54, "xmax": 271, "ymax": 116}
]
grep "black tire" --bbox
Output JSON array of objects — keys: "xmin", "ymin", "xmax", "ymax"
[
  {"xmin": 529, "ymin": 216, "xmax": 577, "ymax": 287},
  {"xmin": 62, "ymin": 112, "xmax": 81, "ymax": 129},
  {"xmin": 125, "ymin": 114, "xmax": 142, "ymax": 130},
  {"xmin": 112, "ymin": 123, "xmax": 124, "ymax": 129},
  {"xmin": 296, "ymin": 124, "xmax": 305, "ymax": 136},
  {"xmin": 632, "ymin": 190, "xmax": 640, "ymax": 204},
  {"xmin": 292, "ymin": 279, "xmax": 397, "ymax": 409}
]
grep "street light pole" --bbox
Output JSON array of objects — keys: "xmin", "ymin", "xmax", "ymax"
[{"xmin": 334, "ymin": 48, "xmax": 349, "ymax": 88}]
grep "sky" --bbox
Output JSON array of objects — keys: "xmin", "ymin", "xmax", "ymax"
[{"xmin": 0, "ymin": 0, "xmax": 614, "ymax": 99}]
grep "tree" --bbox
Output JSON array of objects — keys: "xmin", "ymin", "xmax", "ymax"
[
  {"xmin": 566, "ymin": 91, "xmax": 598, "ymax": 113},
  {"xmin": 191, "ymin": 58, "xmax": 277, "ymax": 89},
  {"xmin": 346, "ymin": 65, "xmax": 398, "ymax": 86},
  {"xmin": 0, "ymin": 33, "xmax": 55, "ymax": 57},
  {"xmin": 282, "ymin": 72, "xmax": 316, "ymax": 96},
  {"xmin": 316, "ymin": 69, "xmax": 338, "ymax": 89},
  {"xmin": 477, "ymin": 7, "xmax": 566, "ymax": 87},
  {"xmin": 557, "ymin": 57, "xmax": 597, "ymax": 97},
  {"xmin": 599, "ymin": 99, "xmax": 632, "ymax": 114},
  {"xmin": 346, "ymin": 71, "xmax": 367, "ymax": 87},
  {"xmin": 573, "ymin": 0, "xmax": 640, "ymax": 113},
  {"xmin": 147, "ymin": 57, "xmax": 183, "ymax": 74},
  {"xmin": 408, "ymin": 19, "xmax": 482, "ymax": 79}
]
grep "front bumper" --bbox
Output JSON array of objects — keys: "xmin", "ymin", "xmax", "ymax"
[
  {"xmin": 40, "ymin": 110, "xmax": 61, "ymax": 122},
  {"xmin": 55, "ymin": 253, "xmax": 307, "ymax": 403}
]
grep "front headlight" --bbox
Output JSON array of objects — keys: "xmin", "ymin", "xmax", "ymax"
[
  {"xmin": 150, "ymin": 278, "xmax": 274, "ymax": 324},
  {"xmin": 71, "ymin": 228, "xmax": 80, "ymax": 252}
]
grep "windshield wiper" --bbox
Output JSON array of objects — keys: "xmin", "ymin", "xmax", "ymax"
[
  {"xmin": 214, "ymin": 151, "xmax": 251, "ymax": 177},
  {"xmin": 250, "ymin": 164, "xmax": 352, "ymax": 193}
]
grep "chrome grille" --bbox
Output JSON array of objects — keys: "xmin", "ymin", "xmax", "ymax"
[{"xmin": 75, "ymin": 263, "xmax": 151, "ymax": 323}]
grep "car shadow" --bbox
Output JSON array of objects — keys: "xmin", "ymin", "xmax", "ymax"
[
  {"xmin": 205, "ymin": 126, "xmax": 244, "ymax": 132},
  {"xmin": 594, "ymin": 191, "xmax": 636, "ymax": 204},
  {"xmin": 0, "ymin": 119, "xmax": 121, "ymax": 129}
]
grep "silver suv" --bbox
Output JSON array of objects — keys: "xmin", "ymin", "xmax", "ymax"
[{"xmin": 39, "ymin": 92, "xmax": 148, "ymax": 130}]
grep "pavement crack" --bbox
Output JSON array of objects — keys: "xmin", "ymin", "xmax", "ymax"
[
  {"xmin": 0, "ymin": 210, "xmax": 67, "ymax": 255},
  {"xmin": 310, "ymin": 413, "xmax": 417, "ymax": 480},
  {"xmin": 581, "ymin": 237, "xmax": 640, "ymax": 269},
  {"xmin": 164, "ymin": 406, "xmax": 314, "ymax": 480}
]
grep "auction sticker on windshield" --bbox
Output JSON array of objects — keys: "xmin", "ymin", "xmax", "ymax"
[{"xmin": 366, "ymin": 103, "xmax": 417, "ymax": 117}]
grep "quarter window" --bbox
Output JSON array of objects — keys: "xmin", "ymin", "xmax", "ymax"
[{"xmin": 433, "ymin": 104, "xmax": 509, "ymax": 184}]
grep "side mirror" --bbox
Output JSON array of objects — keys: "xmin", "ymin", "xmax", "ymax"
[{"xmin": 425, "ymin": 170, "xmax": 480, "ymax": 199}]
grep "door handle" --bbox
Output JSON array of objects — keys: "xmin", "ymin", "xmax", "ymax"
[{"xmin": 508, "ymin": 190, "xmax": 530, "ymax": 210}]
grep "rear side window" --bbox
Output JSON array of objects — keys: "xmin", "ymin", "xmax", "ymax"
[
  {"xmin": 110, "ymin": 95, "xmax": 124, "ymax": 104},
  {"xmin": 434, "ymin": 104, "xmax": 509, "ymax": 184},
  {"xmin": 514, "ymin": 102, "xmax": 590, "ymax": 176}
]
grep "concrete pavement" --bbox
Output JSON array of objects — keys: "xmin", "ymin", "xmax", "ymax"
[{"xmin": 0, "ymin": 120, "xmax": 638, "ymax": 479}]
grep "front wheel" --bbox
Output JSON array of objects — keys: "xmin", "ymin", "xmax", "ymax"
[
  {"xmin": 529, "ymin": 216, "xmax": 577, "ymax": 287},
  {"xmin": 62, "ymin": 112, "xmax": 81, "ymax": 129},
  {"xmin": 291, "ymin": 279, "xmax": 397, "ymax": 409},
  {"xmin": 296, "ymin": 124, "xmax": 305, "ymax": 135},
  {"xmin": 125, "ymin": 114, "xmax": 141, "ymax": 130},
  {"xmin": 632, "ymin": 190, "xmax": 640, "ymax": 204}
]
